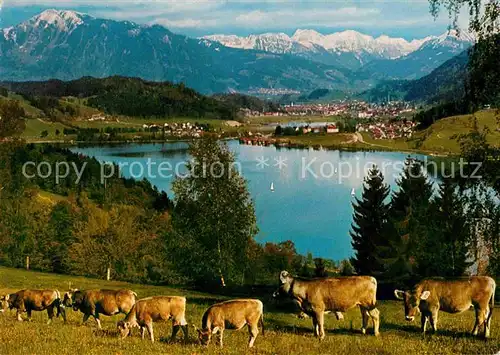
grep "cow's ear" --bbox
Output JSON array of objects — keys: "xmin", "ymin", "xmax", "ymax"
[
  {"xmin": 5, "ymin": 294, "xmax": 9, "ymax": 301},
  {"xmin": 280, "ymin": 271, "xmax": 289, "ymax": 284},
  {"xmin": 420, "ymin": 291, "xmax": 430, "ymax": 300},
  {"xmin": 394, "ymin": 290, "xmax": 405, "ymax": 300}
]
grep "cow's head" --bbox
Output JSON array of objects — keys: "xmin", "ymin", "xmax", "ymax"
[
  {"xmin": 63, "ymin": 289, "xmax": 82, "ymax": 311},
  {"xmin": 117, "ymin": 320, "xmax": 135, "ymax": 339},
  {"xmin": 0, "ymin": 294, "xmax": 11, "ymax": 313},
  {"xmin": 394, "ymin": 289, "xmax": 430, "ymax": 321},
  {"xmin": 273, "ymin": 270, "xmax": 294, "ymax": 298},
  {"xmin": 194, "ymin": 325, "xmax": 217, "ymax": 346}
]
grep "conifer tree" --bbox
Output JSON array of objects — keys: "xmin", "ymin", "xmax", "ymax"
[
  {"xmin": 350, "ymin": 165, "xmax": 390, "ymax": 276},
  {"xmin": 415, "ymin": 178, "xmax": 471, "ymax": 277},
  {"xmin": 384, "ymin": 158, "xmax": 433, "ymax": 286}
]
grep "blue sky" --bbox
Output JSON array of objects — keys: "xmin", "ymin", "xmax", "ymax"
[{"xmin": 0, "ymin": 0, "xmax": 468, "ymax": 39}]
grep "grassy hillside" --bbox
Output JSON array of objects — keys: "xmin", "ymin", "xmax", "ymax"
[
  {"xmin": 361, "ymin": 109, "xmax": 500, "ymax": 155},
  {"xmin": 417, "ymin": 110, "xmax": 500, "ymax": 152},
  {"xmin": 22, "ymin": 119, "xmax": 73, "ymax": 141},
  {"xmin": 1, "ymin": 267, "xmax": 500, "ymax": 354}
]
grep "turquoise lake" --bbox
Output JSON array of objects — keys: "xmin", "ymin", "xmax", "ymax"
[{"xmin": 72, "ymin": 141, "xmax": 424, "ymax": 261}]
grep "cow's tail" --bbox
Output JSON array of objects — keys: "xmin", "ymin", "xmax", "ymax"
[
  {"xmin": 487, "ymin": 281, "xmax": 496, "ymax": 326},
  {"xmin": 259, "ymin": 313, "xmax": 265, "ymax": 336}
]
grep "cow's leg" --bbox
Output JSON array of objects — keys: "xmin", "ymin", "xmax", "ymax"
[
  {"xmin": 360, "ymin": 306, "xmax": 369, "ymax": 335},
  {"xmin": 315, "ymin": 311, "xmax": 326, "ymax": 340},
  {"xmin": 429, "ymin": 309, "xmax": 438, "ymax": 333},
  {"xmin": 46, "ymin": 305, "xmax": 55, "ymax": 325},
  {"xmin": 140, "ymin": 326, "xmax": 146, "ymax": 340},
  {"xmin": 94, "ymin": 312, "xmax": 102, "ymax": 330},
  {"xmin": 368, "ymin": 308, "xmax": 380, "ymax": 336},
  {"xmin": 26, "ymin": 308, "xmax": 32, "ymax": 322},
  {"xmin": 16, "ymin": 309, "xmax": 23, "ymax": 322},
  {"xmin": 420, "ymin": 313, "xmax": 428, "ymax": 333},
  {"xmin": 181, "ymin": 325, "xmax": 189, "ymax": 343},
  {"xmin": 171, "ymin": 323, "xmax": 180, "ymax": 342},
  {"xmin": 485, "ymin": 305, "xmax": 492, "ymax": 338},
  {"xmin": 311, "ymin": 314, "xmax": 319, "ymax": 337},
  {"xmin": 82, "ymin": 313, "xmax": 90, "ymax": 325},
  {"xmin": 146, "ymin": 322, "xmax": 154, "ymax": 342},
  {"xmin": 248, "ymin": 323, "xmax": 259, "ymax": 348},
  {"xmin": 59, "ymin": 305, "xmax": 67, "ymax": 323},
  {"xmin": 472, "ymin": 307, "xmax": 480, "ymax": 336},
  {"xmin": 218, "ymin": 328, "xmax": 224, "ymax": 348},
  {"xmin": 474, "ymin": 308, "xmax": 487, "ymax": 338}
]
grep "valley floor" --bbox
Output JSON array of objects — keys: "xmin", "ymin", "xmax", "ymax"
[
  {"xmin": 1, "ymin": 267, "xmax": 499, "ymax": 354},
  {"xmin": 12, "ymin": 109, "xmax": 500, "ymax": 156}
]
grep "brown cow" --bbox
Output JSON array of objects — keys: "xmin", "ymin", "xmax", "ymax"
[
  {"xmin": 274, "ymin": 271, "xmax": 380, "ymax": 339},
  {"xmin": 0, "ymin": 289, "xmax": 66, "ymax": 324},
  {"xmin": 117, "ymin": 296, "xmax": 188, "ymax": 342},
  {"xmin": 195, "ymin": 299, "xmax": 264, "ymax": 348},
  {"xmin": 63, "ymin": 289, "xmax": 136, "ymax": 329},
  {"xmin": 395, "ymin": 276, "xmax": 496, "ymax": 337}
]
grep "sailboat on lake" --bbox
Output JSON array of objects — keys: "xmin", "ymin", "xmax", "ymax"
[
  {"xmin": 270, "ymin": 182, "xmax": 275, "ymax": 192},
  {"xmin": 351, "ymin": 188, "xmax": 355, "ymax": 196}
]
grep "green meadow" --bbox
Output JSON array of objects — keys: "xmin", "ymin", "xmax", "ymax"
[{"xmin": 0, "ymin": 267, "xmax": 499, "ymax": 354}]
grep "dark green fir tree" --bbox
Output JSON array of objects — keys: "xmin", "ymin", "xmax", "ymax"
[{"xmin": 350, "ymin": 165, "xmax": 390, "ymax": 276}]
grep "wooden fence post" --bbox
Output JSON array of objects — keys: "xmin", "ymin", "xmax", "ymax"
[
  {"xmin": 26, "ymin": 256, "xmax": 30, "ymax": 270},
  {"xmin": 106, "ymin": 264, "xmax": 111, "ymax": 281}
]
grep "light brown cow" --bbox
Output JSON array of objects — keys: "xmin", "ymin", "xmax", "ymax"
[
  {"xmin": 274, "ymin": 271, "xmax": 380, "ymax": 339},
  {"xmin": 195, "ymin": 299, "xmax": 264, "ymax": 348},
  {"xmin": 63, "ymin": 289, "xmax": 136, "ymax": 329},
  {"xmin": 0, "ymin": 289, "xmax": 66, "ymax": 324},
  {"xmin": 117, "ymin": 296, "xmax": 188, "ymax": 343},
  {"xmin": 395, "ymin": 276, "xmax": 496, "ymax": 337}
]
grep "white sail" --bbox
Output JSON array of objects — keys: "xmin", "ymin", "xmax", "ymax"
[
  {"xmin": 270, "ymin": 182, "xmax": 275, "ymax": 192},
  {"xmin": 351, "ymin": 188, "xmax": 355, "ymax": 196}
]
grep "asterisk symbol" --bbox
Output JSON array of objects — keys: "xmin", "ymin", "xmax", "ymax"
[
  {"xmin": 274, "ymin": 156, "xmax": 288, "ymax": 170},
  {"xmin": 256, "ymin": 156, "xmax": 270, "ymax": 169}
]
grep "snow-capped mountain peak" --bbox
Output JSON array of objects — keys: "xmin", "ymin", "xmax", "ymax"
[
  {"xmin": 203, "ymin": 29, "xmax": 475, "ymax": 63},
  {"xmin": 291, "ymin": 29, "xmax": 324, "ymax": 46},
  {"xmin": 29, "ymin": 9, "xmax": 87, "ymax": 31}
]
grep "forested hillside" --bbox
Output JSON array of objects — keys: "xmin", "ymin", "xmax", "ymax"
[
  {"xmin": 1, "ymin": 77, "xmax": 236, "ymax": 119},
  {"xmin": 361, "ymin": 50, "xmax": 468, "ymax": 104}
]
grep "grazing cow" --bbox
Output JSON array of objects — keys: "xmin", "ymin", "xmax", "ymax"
[
  {"xmin": 63, "ymin": 289, "xmax": 136, "ymax": 329},
  {"xmin": 117, "ymin": 296, "xmax": 188, "ymax": 343},
  {"xmin": 394, "ymin": 276, "xmax": 496, "ymax": 337},
  {"xmin": 0, "ymin": 289, "xmax": 66, "ymax": 324},
  {"xmin": 274, "ymin": 271, "xmax": 380, "ymax": 339},
  {"xmin": 195, "ymin": 299, "xmax": 264, "ymax": 348}
]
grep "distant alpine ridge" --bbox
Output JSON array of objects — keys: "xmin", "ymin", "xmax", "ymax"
[
  {"xmin": 203, "ymin": 29, "xmax": 474, "ymax": 72},
  {"xmin": 204, "ymin": 30, "xmax": 428, "ymax": 59}
]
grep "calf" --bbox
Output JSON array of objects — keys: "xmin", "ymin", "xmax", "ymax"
[
  {"xmin": 63, "ymin": 289, "xmax": 136, "ymax": 329},
  {"xmin": 0, "ymin": 289, "xmax": 66, "ymax": 324},
  {"xmin": 196, "ymin": 299, "xmax": 264, "ymax": 348},
  {"xmin": 274, "ymin": 271, "xmax": 380, "ymax": 339},
  {"xmin": 395, "ymin": 276, "xmax": 496, "ymax": 337},
  {"xmin": 117, "ymin": 296, "xmax": 188, "ymax": 343}
]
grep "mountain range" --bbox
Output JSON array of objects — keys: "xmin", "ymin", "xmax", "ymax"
[
  {"xmin": 203, "ymin": 29, "xmax": 474, "ymax": 74},
  {"xmin": 0, "ymin": 9, "xmax": 474, "ymax": 96},
  {"xmin": 0, "ymin": 10, "xmax": 363, "ymax": 94}
]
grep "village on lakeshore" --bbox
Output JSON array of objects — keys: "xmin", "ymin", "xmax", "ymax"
[{"xmin": 77, "ymin": 99, "xmax": 420, "ymax": 143}]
